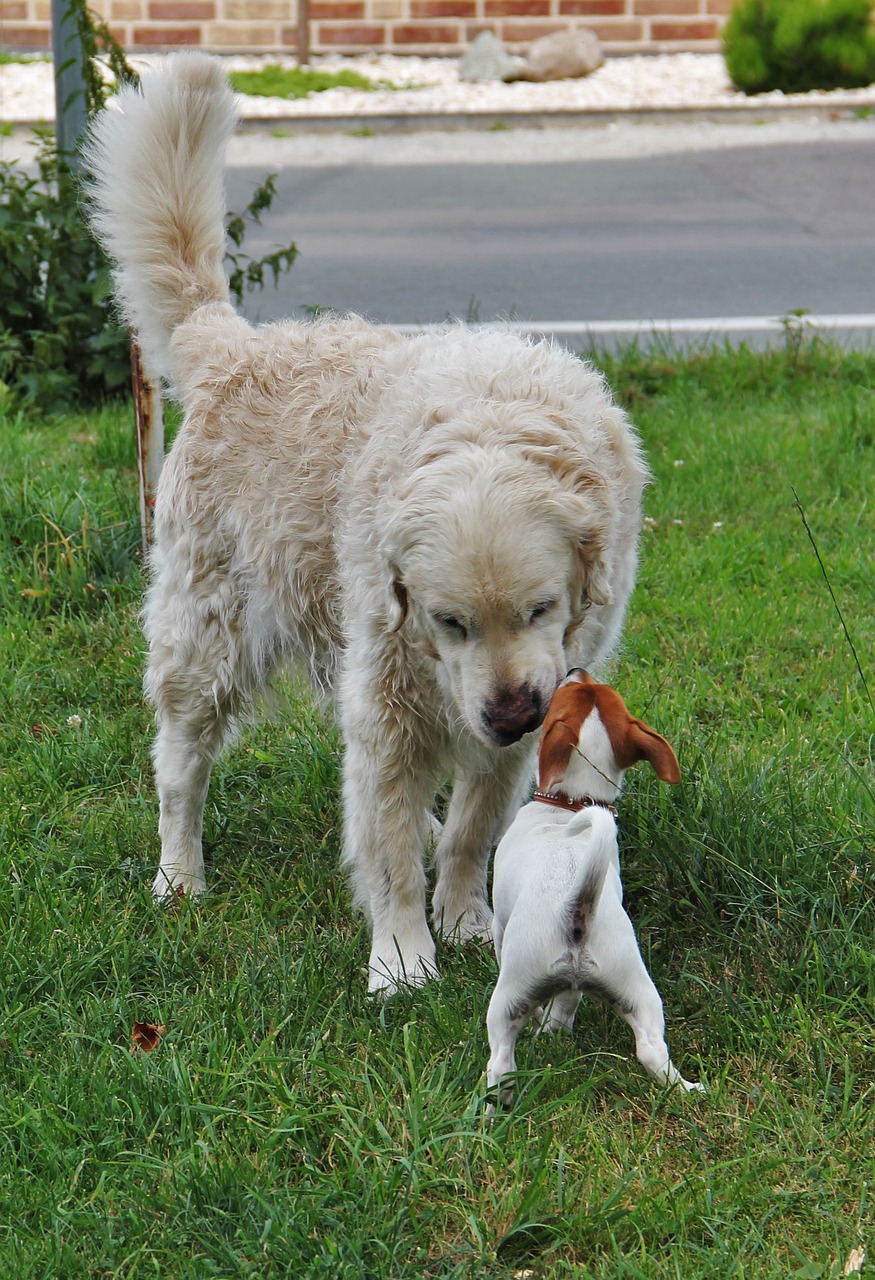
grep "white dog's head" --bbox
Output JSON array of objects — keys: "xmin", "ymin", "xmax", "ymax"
[{"xmin": 381, "ymin": 448, "xmax": 614, "ymax": 747}]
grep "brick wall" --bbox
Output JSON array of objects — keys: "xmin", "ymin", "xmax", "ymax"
[{"xmin": 0, "ymin": 0, "xmax": 731, "ymax": 57}]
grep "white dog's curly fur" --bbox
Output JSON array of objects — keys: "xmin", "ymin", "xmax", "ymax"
[{"xmin": 85, "ymin": 54, "xmax": 649, "ymax": 994}]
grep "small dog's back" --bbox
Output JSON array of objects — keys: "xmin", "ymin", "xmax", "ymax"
[{"xmin": 486, "ymin": 672, "xmax": 704, "ymax": 1109}]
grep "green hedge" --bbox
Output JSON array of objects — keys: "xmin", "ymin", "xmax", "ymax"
[{"xmin": 723, "ymin": 0, "xmax": 875, "ymax": 95}]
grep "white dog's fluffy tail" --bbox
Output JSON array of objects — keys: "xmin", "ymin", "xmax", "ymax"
[
  {"xmin": 84, "ymin": 54, "xmax": 236, "ymax": 384},
  {"xmin": 564, "ymin": 806, "xmax": 616, "ymax": 924}
]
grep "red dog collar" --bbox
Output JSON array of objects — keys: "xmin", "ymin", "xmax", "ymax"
[{"xmin": 532, "ymin": 790, "xmax": 618, "ymax": 817}]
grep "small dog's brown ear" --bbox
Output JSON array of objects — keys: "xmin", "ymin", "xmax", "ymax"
[
  {"xmin": 628, "ymin": 720, "xmax": 681, "ymax": 784},
  {"xmin": 538, "ymin": 719, "xmax": 580, "ymax": 791}
]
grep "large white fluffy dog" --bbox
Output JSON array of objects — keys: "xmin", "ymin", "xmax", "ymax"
[{"xmin": 85, "ymin": 54, "xmax": 648, "ymax": 994}]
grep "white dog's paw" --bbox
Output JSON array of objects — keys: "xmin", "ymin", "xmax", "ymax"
[
  {"xmin": 432, "ymin": 895, "xmax": 493, "ymax": 945},
  {"xmin": 151, "ymin": 868, "xmax": 206, "ymax": 901},
  {"xmin": 680, "ymin": 1079, "xmax": 707, "ymax": 1093},
  {"xmin": 367, "ymin": 933, "xmax": 439, "ymax": 997}
]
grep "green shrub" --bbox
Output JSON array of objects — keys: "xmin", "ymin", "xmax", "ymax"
[
  {"xmin": 0, "ymin": 3, "xmax": 297, "ymax": 413},
  {"xmin": 723, "ymin": 0, "xmax": 875, "ymax": 95},
  {"xmin": 0, "ymin": 135, "xmax": 132, "ymax": 413}
]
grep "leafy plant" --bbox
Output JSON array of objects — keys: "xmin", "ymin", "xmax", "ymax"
[
  {"xmin": 723, "ymin": 0, "xmax": 875, "ymax": 95},
  {"xmin": 225, "ymin": 173, "xmax": 298, "ymax": 301},
  {"xmin": 0, "ymin": 132, "xmax": 132, "ymax": 412},
  {"xmin": 0, "ymin": 1, "xmax": 298, "ymax": 411}
]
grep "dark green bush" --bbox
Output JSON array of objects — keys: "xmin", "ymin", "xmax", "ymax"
[
  {"xmin": 0, "ymin": 2, "xmax": 296, "ymax": 413},
  {"xmin": 723, "ymin": 0, "xmax": 875, "ymax": 95},
  {"xmin": 0, "ymin": 137, "xmax": 131, "ymax": 413}
]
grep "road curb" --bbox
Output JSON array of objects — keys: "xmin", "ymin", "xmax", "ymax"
[
  {"xmin": 5, "ymin": 98, "xmax": 875, "ymax": 135},
  {"xmin": 233, "ymin": 99, "xmax": 875, "ymax": 134}
]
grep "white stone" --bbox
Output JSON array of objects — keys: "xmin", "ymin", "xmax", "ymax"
[
  {"xmin": 515, "ymin": 29, "xmax": 604, "ymax": 83},
  {"xmin": 458, "ymin": 32, "xmax": 524, "ymax": 84}
]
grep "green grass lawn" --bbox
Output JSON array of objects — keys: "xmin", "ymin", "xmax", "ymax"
[{"xmin": 0, "ymin": 340, "xmax": 871, "ymax": 1278}]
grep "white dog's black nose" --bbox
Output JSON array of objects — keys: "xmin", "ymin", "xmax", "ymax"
[{"xmin": 483, "ymin": 688, "xmax": 544, "ymax": 744}]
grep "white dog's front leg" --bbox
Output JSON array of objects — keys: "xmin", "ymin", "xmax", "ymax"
[
  {"xmin": 341, "ymin": 730, "xmax": 440, "ymax": 997},
  {"xmin": 432, "ymin": 745, "xmax": 533, "ymax": 944}
]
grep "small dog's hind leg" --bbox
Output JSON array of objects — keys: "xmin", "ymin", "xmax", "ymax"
[
  {"xmin": 485, "ymin": 984, "xmax": 533, "ymax": 1113},
  {"xmin": 616, "ymin": 976, "xmax": 705, "ymax": 1093}
]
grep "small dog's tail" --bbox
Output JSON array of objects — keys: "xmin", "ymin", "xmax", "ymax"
[
  {"xmin": 84, "ymin": 54, "xmax": 236, "ymax": 385},
  {"xmin": 564, "ymin": 807, "xmax": 616, "ymax": 936}
]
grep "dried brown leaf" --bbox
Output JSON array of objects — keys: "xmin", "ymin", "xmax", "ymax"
[{"xmin": 130, "ymin": 1021, "xmax": 166, "ymax": 1053}]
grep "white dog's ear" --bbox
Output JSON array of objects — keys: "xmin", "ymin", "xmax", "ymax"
[
  {"xmin": 380, "ymin": 504, "xmax": 412, "ymax": 632},
  {"xmin": 552, "ymin": 491, "xmax": 613, "ymax": 609},
  {"xmin": 578, "ymin": 535, "xmax": 612, "ymax": 608},
  {"xmin": 386, "ymin": 566, "xmax": 408, "ymax": 632}
]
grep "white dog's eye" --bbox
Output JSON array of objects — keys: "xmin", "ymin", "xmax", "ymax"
[
  {"xmin": 528, "ymin": 601, "xmax": 557, "ymax": 625},
  {"xmin": 435, "ymin": 614, "xmax": 468, "ymax": 640}
]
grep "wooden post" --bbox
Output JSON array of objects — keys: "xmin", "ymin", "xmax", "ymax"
[
  {"xmin": 131, "ymin": 337, "xmax": 164, "ymax": 555},
  {"xmin": 297, "ymin": 0, "xmax": 310, "ymax": 67}
]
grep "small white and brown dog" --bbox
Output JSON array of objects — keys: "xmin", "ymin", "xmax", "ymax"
[{"xmin": 486, "ymin": 669, "xmax": 704, "ymax": 1107}]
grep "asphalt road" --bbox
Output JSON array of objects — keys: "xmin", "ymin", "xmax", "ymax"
[{"xmin": 226, "ymin": 130, "xmax": 875, "ymax": 343}]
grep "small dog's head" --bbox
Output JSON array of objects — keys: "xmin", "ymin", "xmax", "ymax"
[{"xmin": 537, "ymin": 669, "xmax": 681, "ymax": 799}]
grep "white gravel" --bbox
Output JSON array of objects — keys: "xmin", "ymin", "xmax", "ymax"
[
  {"xmin": 4, "ymin": 51, "xmax": 875, "ymax": 168},
  {"xmin": 3, "ymin": 50, "xmax": 875, "ymax": 123}
]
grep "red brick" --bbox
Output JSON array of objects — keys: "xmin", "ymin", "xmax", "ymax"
[
  {"xmin": 392, "ymin": 21, "xmax": 462, "ymax": 41},
  {"xmin": 578, "ymin": 18, "xmax": 643, "ymax": 40},
  {"xmin": 705, "ymin": 0, "xmax": 733, "ymax": 13},
  {"xmin": 109, "ymin": 0, "xmax": 145, "ymax": 19},
  {"xmin": 0, "ymin": 23, "xmax": 50, "ymax": 45},
  {"xmin": 309, "ymin": 0, "xmax": 365, "ymax": 18},
  {"xmin": 633, "ymin": 0, "xmax": 698, "ymax": 12},
  {"xmin": 411, "ymin": 0, "xmax": 476, "ymax": 16},
  {"xmin": 651, "ymin": 19, "xmax": 718, "ymax": 39},
  {"xmin": 132, "ymin": 23, "xmax": 201, "ymax": 41},
  {"xmin": 148, "ymin": 1, "xmax": 215, "ymax": 17},
  {"xmin": 486, "ymin": 0, "xmax": 550, "ymax": 14},
  {"xmin": 0, "ymin": 2, "xmax": 28, "ymax": 19},
  {"xmin": 557, "ymin": 0, "xmax": 624, "ymax": 12},
  {"xmin": 315, "ymin": 21, "xmax": 386, "ymax": 42},
  {"xmin": 501, "ymin": 19, "xmax": 564, "ymax": 42}
]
